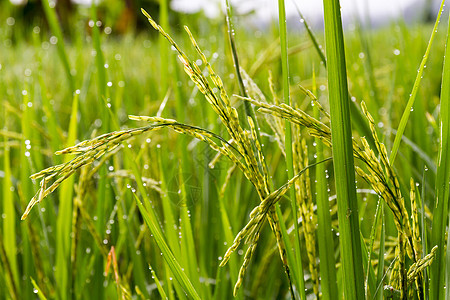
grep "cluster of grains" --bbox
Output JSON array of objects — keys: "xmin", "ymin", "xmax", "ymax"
[
  {"xmin": 23, "ymin": 9, "xmax": 307, "ymax": 297},
  {"xmin": 244, "ymin": 80, "xmax": 327, "ymax": 295},
  {"xmin": 242, "ymin": 94, "xmax": 436, "ymax": 297},
  {"xmin": 238, "ymin": 95, "xmax": 332, "ymax": 148},
  {"xmin": 140, "ymin": 10, "xmax": 304, "ymax": 295},
  {"xmin": 22, "ymin": 119, "xmax": 235, "ymax": 221},
  {"xmin": 240, "ymin": 70, "xmax": 285, "ymax": 154},
  {"xmin": 22, "ymin": 126, "xmax": 155, "ymax": 220},
  {"xmin": 107, "ymin": 169, "xmax": 163, "ymax": 194},
  {"xmin": 22, "ymin": 8, "xmax": 439, "ymax": 299}
]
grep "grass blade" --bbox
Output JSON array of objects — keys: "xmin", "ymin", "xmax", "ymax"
[
  {"xmin": 55, "ymin": 91, "xmax": 79, "ymax": 300},
  {"xmin": 446, "ymin": 215, "xmax": 450, "ymax": 300},
  {"xmin": 420, "ymin": 168, "xmax": 429, "ymax": 297},
  {"xmin": 360, "ymin": 231, "xmax": 377, "ymax": 298},
  {"xmin": 312, "ymin": 69, "xmax": 338, "ymax": 299},
  {"xmin": 177, "ymin": 165, "xmax": 204, "ymax": 298},
  {"xmin": 364, "ymin": 197, "xmax": 383, "ymax": 298},
  {"xmin": 322, "ymin": 0, "xmax": 364, "ymax": 298},
  {"xmin": 430, "ymin": 4, "xmax": 450, "ymax": 299},
  {"xmin": 2, "ymin": 125, "xmax": 19, "ymax": 299},
  {"xmin": 89, "ymin": 5, "xmax": 112, "ymax": 299},
  {"xmin": 31, "ymin": 277, "xmax": 48, "ymax": 300},
  {"xmin": 374, "ymin": 205, "xmax": 385, "ymax": 300},
  {"xmin": 2, "ymin": 126, "xmax": 19, "ymax": 296},
  {"xmin": 278, "ymin": 0, "xmax": 306, "ymax": 298},
  {"xmin": 134, "ymin": 193, "xmax": 201, "ymax": 300},
  {"xmin": 292, "ymin": 2, "xmax": 326, "ymax": 67},
  {"xmin": 389, "ymin": 0, "xmax": 445, "ymax": 165},
  {"xmin": 149, "ymin": 263, "xmax": 168, "ymax": 299}
]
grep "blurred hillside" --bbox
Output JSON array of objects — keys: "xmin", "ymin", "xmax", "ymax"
[{"xmin": 2, "ymin": 0, "xmax": 174, "ymax": 38}]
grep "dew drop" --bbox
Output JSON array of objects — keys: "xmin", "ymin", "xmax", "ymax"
[{"xmin": 6, "ymin": 17, "xmax": 15, "ymax": 26}]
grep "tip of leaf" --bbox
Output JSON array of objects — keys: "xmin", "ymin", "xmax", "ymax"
[
  {"xmin": 233, "ymin": 285, "xmax": 239, "ymax": 297},
  {"xmin": 141, "ymin": 8, "xmax": 150, "ymax": 18}
]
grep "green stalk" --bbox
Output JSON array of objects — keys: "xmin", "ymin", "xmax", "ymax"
[
  {"xmin": 322, "ymin": 0, "xmax": 364, "ymax": 298},
  {"xmin": 420, "ymin": 169, "xmax": 428, "ymax": 298},
  {"xmin": 3, "ymin": 113, "xmax": 19, "ymax": 298},
  {"xmin": 117, "ymin": 136, "xmax": 152, "ymax": 299},
  {"xmin": 430, "ymin": 5, "xmax": 450, "ymax": 299},
  {"xmin": 177, "ymin": 165, "xmax": 204, "ymax": 298},
  {"xmin": 134, "ymin": 193, "xmax": 200, "ymax": 300},
  {"xmin": 446, "ymin": 215, "xmax": 450, "ymax": 299},
  {"xmin": 225, "ymin": 0, "xmax": 254, "ymax": 120},
  {"xmin": 148, "ymin": 263, "xmax": 168, "ymax": 299},
  {"xmin": 216, "ymin": 179, "xmax": 241, "ymax": 298},
  {"xmin": 156, "ymin": 147, "xmax": 190, "ymax": 299},
  {"xmin": 292, "ymin": 2, "xmax": 326, "ymax": 67},
  {"xmin": 89, "ymin": 4, "xmax": 111, "ymax": 299},
  {"xmin": 31, "ymin": 277, "xmax": 48, "ymax": 300},
  {"xmin": 278, "ymin": 0, "xmax": 305, "ymax": 298},
  {"xmin": 313, "ymin": 68, "xmax": 338, "ymax": 299},
  {"xmin": 19, "ymin": 86, "xmax": 39, "ymax": 300},
  {"xmin": 55, "ymin": 91, "xmax": 79, "ymax": 300},
  {"xmin": 374, "ymin": 206, "xmax": 385, "ymax": 300}
]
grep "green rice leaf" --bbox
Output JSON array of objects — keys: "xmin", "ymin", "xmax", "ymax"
[
  {"xmin": 312, "ymin": 68, "xmax": 339, "ymax": 299},
  {"xmin": 134, "ymin": 193, "xmax": 201, "ymax": 300},
  {"xmin": 430, "ymin": 3, "xmax": 450, "ymax": 299},
  {"xmin": 323, "ymin": 0, "xmax": 365, "ymax": 298},
  {"xmin": 278, "ymin": 0, "xmax": 305, "ymax": 298},
  {"xmin": 389, "ymin": 0, "xmax": 446, "ymax": 165},
  {"xmin": 30, "ymin": 277, "xmax": 48, "ymax": 300}
]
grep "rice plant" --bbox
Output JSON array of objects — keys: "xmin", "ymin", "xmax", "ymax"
[{"xmin": 1, "ymin": 0, "xmax": 450, "ymax": 299}]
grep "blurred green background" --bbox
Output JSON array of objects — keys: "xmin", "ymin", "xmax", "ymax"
[{"xmin": 0, "ymin": 0, "xmax": 447, "ymax": 299}]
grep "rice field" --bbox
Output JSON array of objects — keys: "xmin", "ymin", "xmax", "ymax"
[{"xmin": 0, "ymin": 0, "xmax": 449, "ymax": 299}]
